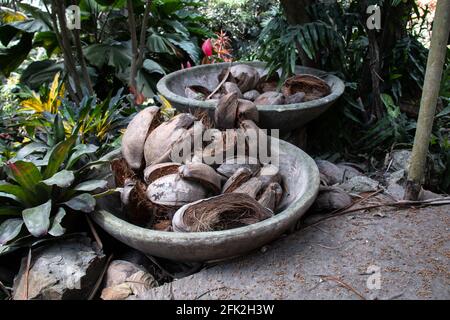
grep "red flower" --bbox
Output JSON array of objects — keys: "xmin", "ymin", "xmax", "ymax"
[{"xmin": 202, "ymin": 39, "xmax": 213, "ymax": 57}]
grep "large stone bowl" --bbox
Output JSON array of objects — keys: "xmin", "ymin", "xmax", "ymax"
[
  {"xmin": 91, "ymin": 138, "xmax": 320, "ymax": 262},
  {"xmin": 157, "ymin": 61, "xmax": 345, "ymax": 132}
]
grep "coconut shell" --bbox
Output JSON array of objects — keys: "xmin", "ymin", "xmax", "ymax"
[
  {"xmin": 254, "ymin": 91, "xmax": 285, "ymax": 105},
  {"xmin": 222, "ymin": 167, "xmax": 253, "ymax": 193},
  {"xmin": 185, "ymin": 86, "xmax": 211, "ymax": 100},
  {"xmin": 222, "ymin": 82, "xmax": 243, "ymax": 98},
  {"xmin": 285, "ymin": 92, "xmax": 306, "ymax": 104},
  {"xmin": 282, "ymin": 74, "xmax": 331, "ymax": 102},
  {"xmin": 243, "ymin": 90, "xmax": 261, "ymax": 101},
  {"xmin": 214, "ymin": 92, "xmax": 239, "ymax": 129},
  {"xmin": 229, "ymin": 65, "xmax": 261, "ymax": 92},
  {"xmin": 258, "ymin": 182, "xmax": 283, "ymax": 212},
  {"xmin": 144, "ymin": 113, "xmax": 196, "ymax": 166},
  {"xmin": 203, "ymin": 129, "xmax": 242, "ymax": 165},
  {"xmin": 237, "ymin": 99, "xmax": 259, "ymax": 123},
  {"xmin": 178, "ymin": 163, "xmax": 222, "ymax": 194},
  {"xmin": 232, "ymin": 177, "xmax": 265, "ymax": 199},
  {"xmin": 257, "ymin": 73, "xmax": 280, "ymax": 93},
  {"xmin": 122, "ymin": 107, "xmax": 160, "ymax": 170},
  {"xmin": 172, "ymin": 193, "xmax": 273, "ymax": 232},
  {"xmin": 144, "ymin": 163, "xmax": 181, "ymax": 184},
  {"xmin": 217, "ymin": 156, "xmax": 260, "ymax": 178},
  {"xmin": 146, "ymin": 173, "xmax": 207, "ymax": 207}
]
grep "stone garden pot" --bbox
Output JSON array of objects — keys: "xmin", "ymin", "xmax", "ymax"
[
  {"xmin": 157, "ymin": 61, "xmax": 345, "ymax": 132},
  {"xmin": 91, "ymin": 137, "xmax": 320, "ymax": 262}
]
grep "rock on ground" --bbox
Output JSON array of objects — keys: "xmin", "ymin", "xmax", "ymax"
[
  {"xmin": 133, "ymin": 205, "xmax": 450, "ymax": 300},
  {"xmin": 101, "ymin": 260, "xmax": 158, "ymax": 300},
  {"xmin": 13, "ymin": 236, "xmax": 105, "ymax": 300}
]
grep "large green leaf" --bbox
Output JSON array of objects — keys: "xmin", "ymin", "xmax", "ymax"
[
  {"xmin": 48, "ymin": 207, "xmax": 66, "ymax": 237},
  {"xmin": 0, "ymin": 219, "xmax": 23, "ymax": 245},
  {"xmin": 15, "ymin": 142, "xmax": 49, "ymax": 160},
  {"xmin": 83, "ymin": 41, "xmax": 131, "ymax": 73},
  {"xmin": 43, "ymin": 136, "xmax": 77, "ymax": 179},
  {"xmin": 42, "ymin": 170, "xmax": 75, "ymax": 188},
  {"xmin": 0, "ymin": 207, "xmax": 22, "ymax": 216},
  {"xmin": 6, "ymin": 161, "xmax": 42, "ymax": 193},
  {"xmin": 22, "ymin": 200, "xmax": 52, "ymax": 237},
  {"xmin": 33, "ymin": 31, "xmax": 60, "ymax": 57},
  {"xmin": 63, "ymin": 193, "xmax": 96, "ymax": 213},
  {"xmin": 0, "ymin": 32, "xmax": 33, "ymax": 77},
  {"xmin": 147, "ymin": 33, "xmax": 174, "ymax": 54},
  {"xmin": 0, "ymin": 181, "xmax": 33, "ymax": 205},
  {"xmin": 142, "ymin": 59, "xmax": 166, "ymax": 75},
  {"xmin": 67, "ymin": 144, "xmax": 99, "ymax": 169},
  {"xmin": 74, "ymin": 180, "xmax": 108, "ymax": 192},
  {"xmin": 0, "ymin": 25, "xmax": 19, "ymax": 46},
  {"xmin": 165, "ymin": 34, "xmax": 200, "ymax": 64},
  {"xmin": 16, "ymin": 3, "xmax": 52, "ymax": 30},
  {"xmin": 136, "ymin": 68, "xmax": 157, "ymax": 98},
  {"xmin": 20, "ymin": 60, "xmax": 64, "ymax": 90}
]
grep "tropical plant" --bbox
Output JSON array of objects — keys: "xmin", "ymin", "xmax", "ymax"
[
  {"xmin": 20, "ymin": 72, "xmax": 64, "ymax": 114},
  {"xmin": 0, "ymin": 0, "xmax": 213, "ymax": 101},
  {"xmin": 0, "ymin": 133, "xmax": 117, "ymax": 256}
]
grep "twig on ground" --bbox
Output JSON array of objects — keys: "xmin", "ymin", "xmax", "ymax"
[
  {"xmin": 303, "ymin": 195, "xmax": 450, "ymax": 230},
  {"xmin": 319, "ymin": 275, "xmax": 366, "ymax": 300},
  {"xmin": 24, "ymin": 248, "xmax": 32, "ymax": 300},
  {"xmin": 88, "ymin": 254, "xmax": 114, "ymax": 300},
  {"xmin": 86, "ymin": 215, "xmax": 103, "ymax": 250}
]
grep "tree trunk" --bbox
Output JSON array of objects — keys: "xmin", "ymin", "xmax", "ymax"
[
  {"xmin": 359, "ymin": 0, "xmax": 414, "ymax": 121},
  {"xmin": 279, "ymin": 0, "xmax": 317, "ymax": 67},
  {"xmin": 127, "ymin": 0, "xmax": 139, "ymax": 91},
  {"xmin": 404, "ymin": 0, "xmax": 450, "ymax": 200}
]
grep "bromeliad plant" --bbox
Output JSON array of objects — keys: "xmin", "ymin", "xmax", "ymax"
[{"xmin": 0, "ymin": 132, "xmax": 117, "ymax": 255}]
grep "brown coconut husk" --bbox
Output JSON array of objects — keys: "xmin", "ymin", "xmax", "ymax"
[
  {"xmin": 127, "ymin": 180, "xmax": 155, "ymax": 225},
  {"xmin": 111, "ymin": 158, "xmax": 136, "ymax": 187},
  {"xmin": 282, "ymin": 74, "xmax": 331, "ymax": 102},
  {"xmin": 256, "ymin": 73, "xmax": 280, "ymax": 93},
  {"xmin": 152, "ymin": 219, "xmax": 173, "ymax": 232},
  {"xmin": 174, "ymin": 193, "xmax": 273, "ymax": 232}
]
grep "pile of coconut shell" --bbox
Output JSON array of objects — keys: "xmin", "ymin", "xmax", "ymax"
[
  {"xmin": 113, "ymin": 93, "xmax": 285, "ymax": 233},
  {"xmin": 185, "ymin": 64, "xmax": 331, "ymax": 105}
]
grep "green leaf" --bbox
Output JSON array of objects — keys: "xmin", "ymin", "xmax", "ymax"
[
  {"xmin": 64, "ymin": 194, "xmax": 96, "ymax": 213},
  {"xmin": 43, "ymin": 136, "xmax": 77, "ymax": 179},
  {"xmin": 0, "ymin": 32, "xmax": 33, "ymax": 77},
  {"xmin": 20, "ymin": 60, "xmax": 64, "ymax": 90},
  {"xmin": 6, "ymin": 161, "xmax": 42, "ymax": 193},
  {"xmin": 74, "ymin": 180, "xmax": 108, "ymax": 192},
  {"xmin": 67, "ymin": 144, "xmax": 99, "ymax": 169},
  {"xmin": 142, "ymin": 59, "xmax": 166, "ymax": 75},
  {"xmin": 166, "ymin": 34, "xmax": 201, "ymax": 64},
  {"xmin": 15, "ymin": 142, "xmax": 49, "ymax": 160},
  {"xmin": 0, "ymin": 219, "xmax": 23, "ymax": 245},
  {"xmin": 33, "ymin": 31, "xmax": 60, "ymax": 57},
  {"xmin": 0, "ymin": 181, "xmax": 33, "ymax": 205},
  {"xmin": 0, "ymin": 207, "xmax": 22, "ymax": 216},
  {"xmin": 22, "ymin": 200, "xmax": 52, "ymax": 237},
  {"xmin": 42, "ymin": 170, "xmax": 75, "ymax": 188},
  {"xmin": 48, "ymin": 207, "xmax": 66, "ymax": 237},
  {"xmin": 147, "ymin": 33, "xmax": 174, "ymax": 54},
  {"xmin": 83, "ymin": 41, "xmax": 131, "ymax": 73}
]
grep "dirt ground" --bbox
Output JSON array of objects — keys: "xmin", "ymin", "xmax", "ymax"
[{"xmin": 132, "ymin": 203, "xmax": 449, "ymax": 300}]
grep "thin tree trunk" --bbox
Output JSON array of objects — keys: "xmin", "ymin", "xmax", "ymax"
[
  {"xmin": 127, "ymin": 0, "xmax": 139, "ymax": 90},
  {"xmin": 404, "ymin": 0, "xmax": 450, "ymax": 200},
  {"xmin": 279, "ymin": 0, "xmax": 317, "ymax": 68},
  {"xmin": 51, "ymin": 0, "xmax": 84, "ymax": 101},
  {"xmin": 73, "ymin": 28, "xmax": 94, "ymax": 96}
]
